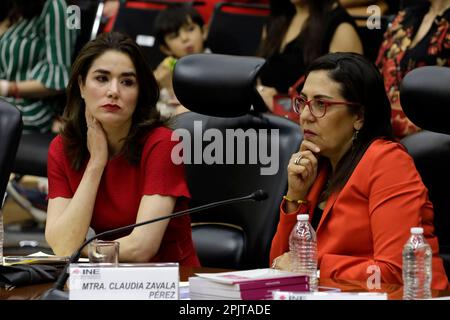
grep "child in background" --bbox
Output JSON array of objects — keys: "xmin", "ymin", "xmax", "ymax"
[{"xmin": 153, "ymin": 5, "xmax": 209, "ymax": 118}]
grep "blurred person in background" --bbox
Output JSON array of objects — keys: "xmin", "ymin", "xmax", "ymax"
[
  {"xmin": 0, "ymin": 0, "xmax": 76, "ymax": 133},
  {"xmin": 256, "ymin": 0, "xmax": 362, "ymax": 112},
  {"xmin": 1, "ymin": 0, "xmax": 76, "ymax": 215},
  {"xmin": 376, "ymin": 0, "xmax": 450, "ymax": 139},
  {"xmin": 153, "ymin": 5, "xmax": 209, "ymax": 118},
  {"xmin": 340, "ymin": 0, "xmax": 389, "ymax": 16}
]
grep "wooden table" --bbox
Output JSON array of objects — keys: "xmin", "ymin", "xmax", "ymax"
[
  {"xmin": 319, "ymin": 277, "xmax": 450, "ymax": 300},
  {"xmin": 0, "ymin": 266, "xmax": 227, "ymax": 300},
  {"xmin": 1, "ymin": 266, "xmax": 449, "ymax": 300}
]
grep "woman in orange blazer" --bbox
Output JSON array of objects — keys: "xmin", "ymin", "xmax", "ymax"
[{"xmin": 269, "ymin": 52, "xmax": 448, "ymax": 290}]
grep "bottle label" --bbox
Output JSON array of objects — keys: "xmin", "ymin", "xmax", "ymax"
[{"xmin": 295, "ymin": 224, "xmax": 313, "ymax": 240}]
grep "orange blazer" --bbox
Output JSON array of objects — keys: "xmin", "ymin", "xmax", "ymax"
[{"xmin": 270, "ymin": 139, "xmax": 449, "ymax": 289}]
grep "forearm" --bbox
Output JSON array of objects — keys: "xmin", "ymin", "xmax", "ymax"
[
  {"xmin": 285, "ymin": 189, "xmax": 308, "ymax": 213},
  {"xmin": 319, "ymin": 253, "xmax": 402, "ymax": 285},
  {"xmin": 115, "ymin": 220, "xmax": 170, "ymax": 263},
  {"xmin": 46, "ymin": 164, "xmax": 104, "ymax": 256},
  {"xmin": 270, "ymin": 203, "xmax": 300, "ymax": 264},
  {"xmin": 0, "ymin": 79, "xmax": 59, "ymax": 99},
  {"xmin": 16, "ymin": 80, "xmax": 60, "ymax": 98},
  {"xmin": 116, "ymin": 233, "xmax": 158, "ymax": 263},
  {"xmin": 154, "ymin": 60, "xmax": 174, "ymax": 89},
  {"xmin": 339, "ymin": 0, "xmax": 376, "ymax": 7},
  {"xmin": 113, "ymin": 194, "xmax": 176, "ymax": 263}
]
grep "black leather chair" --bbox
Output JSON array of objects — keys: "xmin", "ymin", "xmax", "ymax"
[
  {"xmin": 0, "ymin": 99, "xmax": 22, "ymax": 207},
  {"xmin": 400, "ymin": 66, "xmax": 450, "ymax": 277},
  {"xmin": 172, "ymin": 54, "xmax": 302, "ymax": 269},
  {"xmin": 0, "ymin": 101, "xmax": 53, "ymax": 257},
  {"xmin": 205, "ymin": 2, "xmax": 269, "ymax": 56},
  {"xmin": 70, "ymin": 0, "xmax": 105, "ymax": 59},
  {"xmin": 7, "ymin": 132, "xmax": 55, "ymax": 224}
]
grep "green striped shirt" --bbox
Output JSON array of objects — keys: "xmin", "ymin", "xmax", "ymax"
[{"xmin": 0, "ymin": 0, "xmax": 76, "ymax": 133}]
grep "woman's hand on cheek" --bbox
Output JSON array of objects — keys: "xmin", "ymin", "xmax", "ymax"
[{"xmin": 85, "ymin": 110, "xmax": 108, "ymax": 169}]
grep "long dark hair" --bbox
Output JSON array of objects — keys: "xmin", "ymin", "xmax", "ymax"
[
  {"xmin": 62, "ymin": 32, "xmax": 162, "ymax": 170},
  {"xmin": 1, "ymin": 0, "xmax": 46, "ymax": 25},
  {"xmin": 258, "ymin": 0, "xmax": 335, "ymax": 68},
  {"xmin": 305, "ymin": 52, "xmax": 393, "ymax": 197}
]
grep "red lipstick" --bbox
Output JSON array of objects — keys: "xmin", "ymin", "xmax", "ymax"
[
  {"xmin": 101, "ymin": 104, "xmax": 120, "ymax": 112},
  {"xmin": 303, "ymin": 129, "xmax": 316, "ymax": 139}
]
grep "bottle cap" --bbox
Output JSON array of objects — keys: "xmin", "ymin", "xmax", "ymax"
[
  {"xmin": 297, "ymin": 214, "xmax": 309, "ymax": 221},
  {"xmin": 411, "ymin": 227, "xmax": 424, "ymax": 234}
]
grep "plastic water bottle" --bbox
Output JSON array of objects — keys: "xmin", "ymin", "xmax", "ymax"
[
  {"xmin": 402, "ymin": 227, "xmax": 432, "ymax": 300},
  {"xmin": 289, "ymin": 214, "xmax": 318, "ymax": 291}
]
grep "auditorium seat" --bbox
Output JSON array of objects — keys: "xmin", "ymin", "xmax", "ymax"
[
  {"xmin": 71, "ymin": 0, "xmax": 105, "ymax": 60},
  {"xmin": 0, "ymin": 100, "xmax": 22, "ymax": 205},
  {"xmin": 110, "ymin": 0, "xmax": 204, "ymax": 69},
  {"xmin": 205, "ymin": 2, "xmax": 269, "ymax": 56},
  {"xmin": 171, "ymin": 53, "xmax": 302, "ymax": 269},
  {"xmin": 400, "ymin": 66, "xmax": 450, "ymax": 277}
]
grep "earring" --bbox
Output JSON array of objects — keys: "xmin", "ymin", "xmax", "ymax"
[
  {"xmin": 352, "ymin": 129, "xmax": 359, "ymax": 150},
  {"xmin": 353, "ymin": 130, "xmax": 359, "ymax": 141}
]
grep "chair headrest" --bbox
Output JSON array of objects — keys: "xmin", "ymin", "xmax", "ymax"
[
  {"xmin": 172, "ymin": 54, "xmax": 267, "ymax": 117},
  {"xmin": 400, "ymin": 66, "xmax": 450, "ymax": 134}
]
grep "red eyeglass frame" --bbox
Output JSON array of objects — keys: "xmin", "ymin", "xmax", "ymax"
[{"xmin": 292, "ymin": 95, "xmax": 361, "ymax": 118}]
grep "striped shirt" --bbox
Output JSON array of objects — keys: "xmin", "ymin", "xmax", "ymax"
[{"xmin": 0, "ymin": 0, "xmax": 76, "ymax": 133}]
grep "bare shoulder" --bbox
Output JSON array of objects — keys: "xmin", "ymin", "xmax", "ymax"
[{"xmin": 329, "ymin": 22, "xmax": 363, "ymax": 54}]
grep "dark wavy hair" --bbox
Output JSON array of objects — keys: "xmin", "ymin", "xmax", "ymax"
[
  {"xmin": 154, "ymin": 4, "xmax": 204, "ymax": 46},
  {"xmin": 305, "ymin": 52, "xmax": 394, "ymax": 197},
  {"xmin": 257, "ymin": 0, "xmax": 335, "ymax": 68},
  {"xmin": 1, "ymin": 0, "xmax": 46, "ymax": 24},
  {"xmin": 61, "ymin": 32, "xmax": 162, "ymax": 170}
]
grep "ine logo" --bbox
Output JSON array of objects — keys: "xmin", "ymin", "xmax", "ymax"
[
  {"xmin": 82, "ymin": 269, "xmax": 100, "ymax": 275},
  {"xmin": 72, "ymin": 268, "xmax": 81, "ymax": 274},
  {"xmin": 66, "ymin": 5, "xmax": 81, "ymax": 30}
]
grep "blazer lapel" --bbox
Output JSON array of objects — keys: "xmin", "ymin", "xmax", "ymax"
[
  {"xmin": 306, "ymin": 162, "xmax": 330, "ymax": 223},
  {"xmin": 317, "ymin": 191, "xmax": 339, "ymax": 232}
]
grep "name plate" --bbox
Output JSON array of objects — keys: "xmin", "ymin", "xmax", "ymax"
[
  {"xmin": 69, "ymin": 263, "xmax": 179, "ymax": 300},
  {"xmin": 272, "ymin": 291, "xmax": 387, "ymax": 300}
]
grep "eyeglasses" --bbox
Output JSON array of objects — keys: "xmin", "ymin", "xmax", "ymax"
[{"xmin": 292, "ymin": 96, "xmax": 361, "ymax": 118}]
